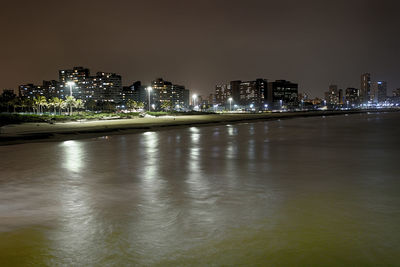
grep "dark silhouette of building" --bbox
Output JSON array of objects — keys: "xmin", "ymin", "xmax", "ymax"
[
  {"xmin": 267, "ymin": 80, "xmax": 298, "ymax": 108},
  {"xmin": 360, "ymin": 73, "xmax": 371, "ymax": 103},
  {"xmin": 370, "ymin": 81, "xmax": 387, "ymax": 103},
  {"xmin": 230, "ymin": 80, "xmax": 241, "ymax": 105},
  {"xmin": 122, "ymin": 81, "xmax": 146, "ymax": 104},
  {"xmin": 345, "ymin": 88, "xmax": 360, "ymax": 105},
  {"xmin": 239, "ymin": 79, "xmax": 268, "ymax": 108}
]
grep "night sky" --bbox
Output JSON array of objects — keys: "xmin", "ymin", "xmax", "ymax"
[{"xmin": 1, "ymin": 0, "xmax": 399, "ymax": 97}]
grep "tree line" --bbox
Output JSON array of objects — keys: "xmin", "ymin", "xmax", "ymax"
[{"xmin": 0, "ymin": 90, "xmax": 179, "ymax": 114}]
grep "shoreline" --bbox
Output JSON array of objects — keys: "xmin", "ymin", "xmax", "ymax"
[{"xmin": 0, "ymin": 109, "xmax": 398, "ymax": 146}]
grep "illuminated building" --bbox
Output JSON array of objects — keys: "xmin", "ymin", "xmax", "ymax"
[
  {"xmin": 215, "ymin": 84, "xmax": 231, "ymax": 105},
  {"xmin": 19, "ymin": 80, "xmax": 59, "ymax": 99},
  {"xmin": 59, "ymin": 67, "xmax": 90, "ymax": 99},
  {"xmin": 89, "ymin": 72, "xmax": 122, "ymax": 102},
  {"xmin": 324, "ymin": 85, "xmax": 340, "ymax": 105},
  {"xmin": 151, "ymin": 78, "xmax": 190, "ymax": 108}
]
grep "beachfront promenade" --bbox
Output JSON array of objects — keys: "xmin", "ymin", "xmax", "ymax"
[{"xmin": 0, "ymin": 110, "xmax": 397, "ymax": 145}]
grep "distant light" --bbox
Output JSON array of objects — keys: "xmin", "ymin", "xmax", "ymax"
[
  {"xmin": 67, "ymin": 81, "xmax": 75, "ymax": 86},
  {"xmin": 228, "ymin": 97, "xmax": 233, "ymax": 101},
  {"xmin": 147, "ymin": 86, "xmax": 152, "ymax": 91},
  {"xmin": 192, "ymin": 94, "xmax": 197, "ymax": 99}
]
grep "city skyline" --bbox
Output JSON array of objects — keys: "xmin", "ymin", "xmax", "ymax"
[{"xmin": 1, "ymin": 0, "xmax": 400, "ymax": 97}]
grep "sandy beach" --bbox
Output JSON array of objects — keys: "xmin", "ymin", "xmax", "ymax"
[{"xmin": 0, "ymin": 110, "xmax": 397, "ymax": 145}]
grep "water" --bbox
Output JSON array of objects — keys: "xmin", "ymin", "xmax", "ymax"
[{"xmin": 0, "ymin": 113, "xmax": 399, "ymax": 266}]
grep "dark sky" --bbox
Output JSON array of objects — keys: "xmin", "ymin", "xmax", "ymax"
[{"xmin": 1, "ymin": 0, "xmax": 399, "ymax": 97}]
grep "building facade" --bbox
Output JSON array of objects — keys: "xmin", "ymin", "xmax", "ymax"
[
  {"xmin": 151, "ymin": 78, "xmax": 190, "ymax": 108},
  {"xmin": 345, "ymin": 87, "xmax": 360, "ymax": 105},
  {"xmin": 370, "ymin": 81, "xmax": 387, "ymax": 103},
  {"xmin": 360, "ymin": 73, "xmax": 371, "ymax": 103},
  {"xmin": 215, "ymin": 84, "xmax": 231, "ymax": 106},
  {"xmin": 267, "ymin": 80, "xmax": 298, "ymax": 108}
]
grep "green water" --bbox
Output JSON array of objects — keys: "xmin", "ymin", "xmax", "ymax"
[{"xmin": 1, "ymin": 113, "xmax": 399, "ymax": 266}]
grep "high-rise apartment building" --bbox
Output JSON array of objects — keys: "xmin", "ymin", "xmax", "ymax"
[
  {"xmin": 325, "ymin": 85, "xmax": 340, "ymax": 105},
  {"xmin": 360, "ymin": 73, "xmax": 371, "ymax": 103},
  {"xmin": 59, "ymin": 67, "xmax": 91, "ymax": 99},
  {"xmin": 90, "ymin": 72, "xmax": 122, "ymax": 102},
  {"xmin": 58, "ymin": 67, "xmax": 122, "ymax": 102},
  {"xmin": 267, "ymin": 80, "xmax": 298, "ymax": 108},
  {"xmin": 239, "ymin": 79, "xmax": 268, "ymax": 107},
  {"xmin": 151, "ymin": 78, "xmax": 190, "ymax": 108},
  {"xmin": 345, "ymin": 88, "xmax": 360, "ymax": 105},
  {"xmin": 215, "ymin": 84, "xmax": 231, "ymax": 105}
]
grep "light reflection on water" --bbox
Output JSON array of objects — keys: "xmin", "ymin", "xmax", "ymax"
[{"xmin": 0, "ymin": 113, "xmax": 400, "ymax": 266}]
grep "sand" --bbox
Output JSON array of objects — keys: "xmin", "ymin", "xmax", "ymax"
[{"xmin": 0, "ymin": 110, "xmax": 397, "ymax": 145}]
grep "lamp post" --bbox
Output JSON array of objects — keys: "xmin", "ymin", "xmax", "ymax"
[
  {"xmin": 147, "ymin": 86, "xmax": 152, "ymax": 112},
  {"xmin": 228, "ymin": 97, "xmax": 233, "ymax": 112},
  {"xmin": 67, "ymin": 81, "xmax": 75, "ymax": 97},
  {"xmin": 280, "ymin": 99, "xmax": 283, "ymax": 110},
  {"xmin": 213, "ymin": 104, "xmax": 218, "ymax": 112},
  {"xmin": 67, "ymin": 81, "xmax": 75, "ymax": 115},
  {"xmin": 192, "ymin": 94, "xmax": 197, "ymax": 110}
]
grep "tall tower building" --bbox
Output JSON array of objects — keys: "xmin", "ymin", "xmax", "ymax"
[
  {"xmin": 360, "ymin": 73, "xmax": 371, "ymax": 103},
  {"xmin": 370, "ymin": 81, "xmax": 387, "ymax": 103}
]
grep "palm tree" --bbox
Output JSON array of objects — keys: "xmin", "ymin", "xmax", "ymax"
[
  {"xmin": 33, "ymin": 97, "xmax": 40, "ymax": 114},
  {"xmin": 33, "ymin": 95, "xmax": 47, "ymax": 114},
  {"xmin": 127, "ymin": 99, "xmax": 137, "ymax": 111},
  {"xmin": 52, "ymin": 97, "xmax": 63, "ymax": 115},
  {"xmin": 8, "ymin": 98, "xmax": 19, "ymax": 113},
  {"xmin": 65, "ymin": 96, "xmax": 76, "ymax": 115},
  {"xmin": 39, "ymin": 96, "xmax": 48, "ymax": 114},
  {"xmin": 85, "ymin": 99, "xmax": 97, "ymax": 112},
  {"xmin": 161, "ymin": 100, "xmax": 173, "ymax": 111},
  {"xmin": 61, "ymin": 100, "xmax": 68, "ymax": 115},
  {"xmin": 48, "ymin": 98, "xmax": 55, "ymax": 114},
  {"xmin": 20, "ymin": 98, "xmax": 29, "ymax": 113},
  {"xmin": 75, "ymin": 99, "xmax": 84, "ymax": 115}
]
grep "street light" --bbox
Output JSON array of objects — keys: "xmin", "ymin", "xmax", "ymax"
[
  {"xmin": 228, "ymin": 97, "xmax": 233, "ymax": 112},
  {"xmin": 280, "ymin": 99, "xmax": 283, "ymax": 110},
  {"xmin": 66, "ymin": 81, "xmax": 75, "ymax": 115},
  {"xmin": 192, "ymin": 94, "xmax": 197, "ymax": 109},
  {"xmin": 147, "ymin": 86, "xmax": 152, "ymax": 112},
  {"xmin": 67, "ymin": 81, "xmax": 75, "ymax": 97}
]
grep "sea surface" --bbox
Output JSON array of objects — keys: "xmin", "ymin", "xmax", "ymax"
[{"xmin": 0, "ymin": 112, "xmax": 399, "ymax": 266}]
